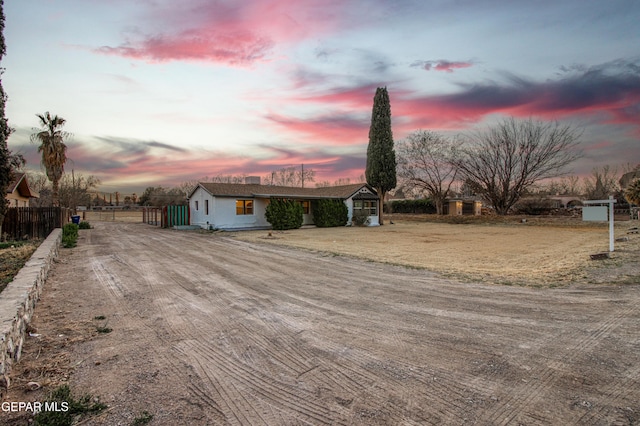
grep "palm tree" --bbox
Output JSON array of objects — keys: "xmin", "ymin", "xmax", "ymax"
[
  {"xmin": 30, "ymin": 112, "xmax": 69, "ymax": 206},
  {"xmin": 625, "ymin": 179, "xmax": 640, "ymax": 206}
]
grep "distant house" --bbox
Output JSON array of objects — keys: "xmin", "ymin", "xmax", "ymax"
[
  {"xmin": 188, "ymin": 179, "xmax": 379, "ymax": 230},
  {"xmin": 5, "ymin": 173, "xmax": 39, "ymax": 207},
  {"xmin": 444, "ymin": 199, "xmax": 482, "ymax": 216}
]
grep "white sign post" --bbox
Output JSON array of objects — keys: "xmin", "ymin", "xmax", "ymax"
[{"xmin": 583, "ymin": 196, "xmax": 617, "ymax": 252}]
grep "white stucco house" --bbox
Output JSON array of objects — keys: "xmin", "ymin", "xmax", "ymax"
[{"xmin": 188, "ymin": 180, "xmax": 379, "ymax": 230}]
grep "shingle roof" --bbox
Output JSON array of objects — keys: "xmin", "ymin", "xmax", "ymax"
[
  {"xmin": 6, "ymin": 173, "xmax": 39, "ymax": 198},
  {"xmin": 6, "ymin": 172, "xmax": 25, "ymax": 193},
  {"xmin": 194, "ymin": 182, "xmax": 375, "ymax": 199}
]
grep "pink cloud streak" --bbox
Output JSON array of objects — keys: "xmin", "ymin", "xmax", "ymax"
[
  {"xmin": 97, "ymin": 30, "xmax": 273, "ymax": 65},
  {"xmin": 416, "ymin": 60, "xmax": 474, "ymax": 73},
  {"xmin": 95, "ymin": 0, "xmax": 353, "ymax": 66}
]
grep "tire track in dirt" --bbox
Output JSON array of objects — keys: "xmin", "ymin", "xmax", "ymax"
[
  {"xmin": 179, "ymin": 339, "xmax": 347, "ymax": 425},
  {"xmin": 84, "ymin": 225, "xmax": 234, "ymax": 424},
  {"xmin": 90, "ymin": 257, "xmax": 128, "ymax": 300},
  {"xmin": 130, "ymin": 231, "xmax": 347, "ymax": 423},
  {"xmin": 132, "ymin": 233, "xmax": 399, "ymax": 420},
  {"xmin": 185, "ymin": 349, "xmax": 265, "ymax": 426},
  {"xmin": 59, "ymin": 223, "xmax": 640, "ymax": 424},
  {"xmin": 478, "ymin": 302, "xmax": 640, "ymax": 425},
  {"xmin": 575, "ymin": 364, "xmax": 640, "ymax": 425},
  {"xmin": 131, "ymin": 257, "xmax": 238, "ymax": 421},
  {"xmin": 115, "ymin": 226, "xmax": 510, "ymax": 418},
  {"xmin": 294, "ymin": 302, "xmax": 500, "ymax": 422}
]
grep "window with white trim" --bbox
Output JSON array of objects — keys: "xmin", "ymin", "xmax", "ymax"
[
  {"xmin": 353, "ymin": 199, "xmax": 377, "ymax": 215},
  {"xmin": 236, "ymin": 199, "xmax": 254, "ymax": 215}
]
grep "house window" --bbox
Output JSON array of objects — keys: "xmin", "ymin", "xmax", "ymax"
[
  {"xmin": 195, "ymin": 200, "xmax": 199, "ymax": 211},
  {"xmin": 205, "ymin": 199, "xmax": 209, "ymax": 215},
  {"xmin": 298, "ymin": 200, "xmax": 310, "ymax": 214},
  {"xmin": 354, "ymin": 200, "xmax": 377, "ymax": 215},
  {"xmin": 236, "ymin": 199, "xmax": 253, "ymax": 215}
]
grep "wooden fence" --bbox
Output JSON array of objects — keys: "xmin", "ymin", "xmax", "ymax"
[
  {"xmin": 143, "ymin": 205, "xmax": 189, "ymax": 228},
  {"xmin": 1, "ymin": 207, "xmax": 67, "ymax": 240},
  {"xmin": 142, "ymin": 207, "xmax": 161, "ymax": 226}
]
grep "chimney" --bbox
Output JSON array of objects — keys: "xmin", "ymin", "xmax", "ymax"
[{"xmin": 245, "ymin": 176, "xmax": 261, "ymax": 185}]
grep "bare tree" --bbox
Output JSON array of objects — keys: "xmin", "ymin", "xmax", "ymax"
[
  {"xmin": 537, "ymin": 174, "xmax": 581, "ymax": 195},
  {"xmin": 561, "ymin": 175, "xmax": 582, "ymax": 195},
  {"xmin": 454, "ymin": 118, "xmax": 582, "ymax": 215},
  {"xmin": 179, "ymin": 174, "xmax": 246, "ymax": 197},
  {"xmin": 263, "ymin": 166, "xmax": 315, "ymax": 187},
  {"xmin": 58, "ymin": 172, "xmax": 100, "ymax": 210},
  {"xmin": 583, "ymin": 165, "xmax": 620, "ymax": 199},
  {"xmin": 396, "ymin": 130, "xmax": 461, "ymax": 215},
  {"xmin": 25, "ymin": 172, "xmax": 49, "ymax": 207}
]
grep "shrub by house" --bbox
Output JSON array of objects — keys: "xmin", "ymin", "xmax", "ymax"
[
  {"xmin": 265, "ymin": 198, "xmax": 304, "ymax": 230},
  {"xmin": 312, "ymin": 199, "xmax": 348, "ymax": 227}
]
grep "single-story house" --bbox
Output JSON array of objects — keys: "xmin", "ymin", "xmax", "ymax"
[
  {"xmin": 5, "ymin": 173, "xmax": 39, "ymax": 207},
  {"xmin": 188, "ymin": 179, "xmax": 379, "ymax": 230}
]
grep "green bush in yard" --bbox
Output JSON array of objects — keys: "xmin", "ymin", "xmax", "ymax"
[
  {"xmin": 265, "ymin": 198, "xmax": 304, "ymax": 230},
  {"xmin": 78, "ymin": 221, "xmax": 91, "ymax": 229},
  {"xmin": 312, "ymin": 199, "xmax": 348, "ymax": 227},
  {"xmin": 62, "ymin": 223, "xmax": 79, "ymax": 248}
]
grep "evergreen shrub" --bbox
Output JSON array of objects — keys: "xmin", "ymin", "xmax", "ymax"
[
  {"xmin": 312, "ymin": 199, "xmax": 348, "ymax": 227},
  {"xmin": 265, "ymin": 198, "xmax": 304, "ymax": 230}
]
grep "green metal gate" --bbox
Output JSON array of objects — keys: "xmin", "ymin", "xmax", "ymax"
[{"xmin": 162, "ymin": 205, "xmax": 190, "ymax": 228}]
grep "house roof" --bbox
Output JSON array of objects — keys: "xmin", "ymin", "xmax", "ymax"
[
  {"xmin": 6, "ymin": 173, "xmax": 39, "ymax": 198},
  {"xmin": 191, "ymin": 182, "xmax": 376, "ymax": 200}
]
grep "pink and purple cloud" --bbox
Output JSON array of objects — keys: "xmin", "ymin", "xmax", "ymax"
[
  {"xmin": 411, "ymin": 59, "xmax": 474, "ymax": 73},
  {"xmin": 94, "ymin": 0, "xmax": 359, "ymax": 66}
]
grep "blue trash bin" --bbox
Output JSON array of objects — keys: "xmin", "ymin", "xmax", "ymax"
[{"xmin": 71, "ymin": 215, "xmax": 81, "ymax": 224}]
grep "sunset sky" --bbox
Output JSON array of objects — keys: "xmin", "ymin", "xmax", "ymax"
[{"xmin": 3, "ymin": 0, "xmax": 640, "ymax": 194}]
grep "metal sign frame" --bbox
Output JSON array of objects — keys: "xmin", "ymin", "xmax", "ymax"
[{"xmin": 583, "ymin": 196, "xmax": 617, "ymax": 252}]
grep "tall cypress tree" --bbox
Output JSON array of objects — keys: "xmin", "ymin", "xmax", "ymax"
[
  {"xmin": 0, "ymin": 0, "xmax": 13, "ymax": 235},
  {"xmin": 365, "ymin": 87, "xmax": 396, "ymax": 225}
]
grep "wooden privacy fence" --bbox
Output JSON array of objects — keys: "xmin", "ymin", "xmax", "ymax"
[
  {"xmin": 143, "ymin": 205, "xmax": 190, "ymax": 228},
  {"xmin": 2, "ymin": 207, "xmax": 67, "ymax": 240}
]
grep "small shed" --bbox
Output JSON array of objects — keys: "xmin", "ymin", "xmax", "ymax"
[{"xmin": 445, "ymin": 199, "xmax": 482, "ymax": 216}]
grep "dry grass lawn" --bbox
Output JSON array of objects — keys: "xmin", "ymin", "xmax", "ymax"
[
  {"xmin": 82, "ymin": 210, "xmax": 143, "ymax": 223},
  {"xmin": 233, "ymin": 215, "xmax": 640, "ymax": 286}
]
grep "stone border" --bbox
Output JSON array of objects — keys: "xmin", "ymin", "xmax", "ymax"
[{"xmin": 0, "ymin": 228, "xmax": 61, "ymax": 396}]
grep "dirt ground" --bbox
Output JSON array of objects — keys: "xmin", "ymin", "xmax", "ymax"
[
  {"xmin": 233, "ymin": 215, "xmax": 640, "ymax": 286},
  {"xmin": 2, "ymin": 220, "xmax": 640, "ymax": 425}
]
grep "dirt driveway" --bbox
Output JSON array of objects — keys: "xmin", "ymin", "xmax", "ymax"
[{"xmin": 3, "ymin": 222, "xmax": 640, "ymax": 425}]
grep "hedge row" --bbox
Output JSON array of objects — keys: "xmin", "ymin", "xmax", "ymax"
[{"xmin": 389, "ymin": 199, "xmax": 436, "ymax": 214}]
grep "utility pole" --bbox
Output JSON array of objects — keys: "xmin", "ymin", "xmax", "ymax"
[{"xmin": 301, "ymin": 164, "xmax": 304, "ymax": 188}]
